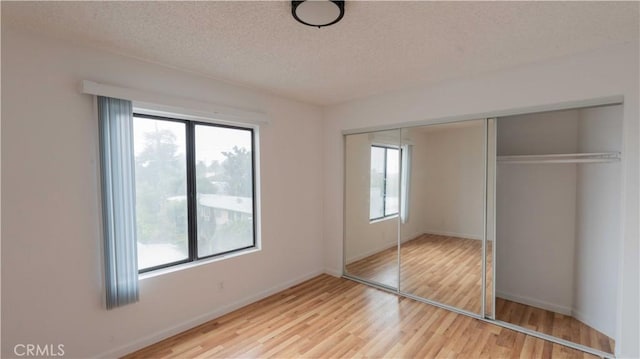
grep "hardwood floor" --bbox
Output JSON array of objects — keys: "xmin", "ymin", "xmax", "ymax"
[
  {"xmin": 346, "ymin": 234, "xmax": 490, "ymax": 313},
  {"xmin": 496, "ymin": 298, "xmax": 615, "ymax": 354},
  {"xmin": 125, "ymin": 274, "xmax": 596, "ymax": 358},
  {"xmin": 345, "ymin": 233, "xmax": 613, "ymax": 354},
  {"xmin": 400, "ymin": 234, "xmax": 486, "ymax": 313},
  {"xmin": 345, "ymin": 243, "xmax": 399, "ymax": 288}
]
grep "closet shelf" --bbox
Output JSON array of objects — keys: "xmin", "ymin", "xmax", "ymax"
[{"xmin": 497, "ymin": 152, "xmax": 621, "ymax": 164}]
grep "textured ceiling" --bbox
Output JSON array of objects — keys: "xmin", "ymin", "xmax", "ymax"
[{"xmin": 2, "ymin": 1, "xmax": 638, "ymax": 105}]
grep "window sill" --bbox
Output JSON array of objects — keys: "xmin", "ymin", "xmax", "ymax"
[
  {"xmin": 369, "ymin": 214, "xmax": 398, "ymax": 224},
  {"xmin": 139, "ymin": 246, "xmax": 261, "ymax": 281}
]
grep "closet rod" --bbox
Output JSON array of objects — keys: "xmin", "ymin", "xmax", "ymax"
[{"xmin": 497, "ymin": 152, "xmax": 621, "ymax": 164}]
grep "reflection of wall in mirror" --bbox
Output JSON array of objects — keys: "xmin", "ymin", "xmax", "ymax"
[
  {"xmin": 345, "ymin": 133, "xmax": 399, "ymax": 264},
  {"xmin": 345, "ymin": 122, "xmax": 485, "ymax": 264},
  {"xmin": 413, "ymin": 121, "xmax": 485, "ymax": 241}
]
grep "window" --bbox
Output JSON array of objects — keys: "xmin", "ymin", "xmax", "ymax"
[
  {"xmin": 133, "ymin": 113, "xmax": 256, "ymax": 272},
  {"xmin": 369, "ymin": 145, "xmax": 400, "ymax": 221}
]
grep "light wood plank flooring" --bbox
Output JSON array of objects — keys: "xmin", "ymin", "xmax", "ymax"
[
  {"xmin": 496, "ymin": 298, "xmax": 615, "ymax": 354},
  {"xmin": 400, "ymin": 234, "xmax": 487, "ymax": 313},
  {"xmin": 346, "ymin": 234, "xmax": 489, "ymax": 313},
  {"xmin": 345, "ymin": 233, "xmax": 614, "ymax": 354},
  {"xmin": 124, "ymin": 274, "xmax": 597, "ymax": 358},
  {"xmin": 345, "ymin": 243, "xmax": 399, "ymax": 288}
]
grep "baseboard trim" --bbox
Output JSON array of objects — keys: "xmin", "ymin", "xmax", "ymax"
[
  {"xmin": 346, "ymin": 231, "xmax": 482, "ymax": 265},
  {"xmin": 400, "ymin": 232, "xmax": 422, "ymax": 243},
  {"xmin": 497, "ymin": 290, "xmax": 572, "ymax": 316},
  {"xmin": 572, "ymin": 308, "xmax": 615, "ymax": 339},
  {"xmin": 346, "ymin": 241, "xmax": 397, "ymax": 264},
  {"xmin": 97, "ymin": 269, "xmax": 325, "ymax": 358},
  {"xmin": 424, "ymin": 230, "xmax": 483, "ymax": 241},
  {"xmin": 324, "ymin": 267, "xmax": 342, "ymax": 277},
  {"xmin": 497, "ymin": 292, "xmax": 615, "ymax": 340}
]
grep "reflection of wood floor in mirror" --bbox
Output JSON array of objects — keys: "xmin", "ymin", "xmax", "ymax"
[
  {"xmin": 126, "ymin": 274, "xmax": 598, "ymax": 359},
  {"xmin": 346, "ymin": 234, "xmax": 488, "ymax": 313},
  {"xmin": 496, "ymin": 298, "xmax": 615, "ymax": 354},
  {"xmin": 345, "ymin": 243, "xmax": 399, "ymax": 288},
  {"xmin": 400, "ymin": 234, "xmax": 487, "ymax": 314},
  {"xmin": 346, "ymin": 233, "xmax": 614, "ymax": 355}
]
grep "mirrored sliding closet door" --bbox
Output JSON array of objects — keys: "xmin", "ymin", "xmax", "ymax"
[
  {"xmin": 344, "ymin": 130, "xmax": 401, "ymax": 289},
  {"xmin": 398, "ymin": 120, "xmax": 486, "ymax": 314},
  {"xmin": 485, "ymin": 118, "xmax": 497, "ymax": 319}
]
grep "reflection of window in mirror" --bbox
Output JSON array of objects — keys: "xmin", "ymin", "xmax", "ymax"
[{"xmin": 369, "ymin": 145, "xmax": 400, "ymax": 221}]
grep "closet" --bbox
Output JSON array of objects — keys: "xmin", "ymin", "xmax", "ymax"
[
  {"xmin": 342, "ymin": 101, "xmax": 623, "ymax": 357},
  {"xmin": 495, "ymin": 105, "xmax": 622, "ymax": 354}
]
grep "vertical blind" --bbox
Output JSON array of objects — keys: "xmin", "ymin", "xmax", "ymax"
[
  {"xmin": 98, "ymin": 96, "xmax": 139, "ymax": 309},
  {"xmin": 400, "ymin": 145, "xmax": 412, "ymax": 224}
]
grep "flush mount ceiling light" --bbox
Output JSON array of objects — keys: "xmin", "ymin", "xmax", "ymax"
[{"xmin": 292, "ymin": 0, "xmax": 345, "ymax": 28}]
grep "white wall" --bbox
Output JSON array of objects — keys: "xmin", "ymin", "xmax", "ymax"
[
  {"xmin": 1, "ymin": 27, "xmax": 325, "ymax": 358},
  {"xmin": 573, "ymin": 105, "xmax": 623, "ymax": 338},
  {"xmin": 322, "ymin": 42, "xmax": 639, "ymax": 357},
  {"xmin": 399, "ymin": 128, "xmax": 431, "ymax": 242},
  {"xmin": 344, "ymin": 132, "xmax": 399, "ymax": 264},
  {"xmin": 496, "ymin": 110, "xmax": 579, "ymax": 315},
  {"xmin": 421, "ymin": 121, "xmax": 485, "ymax": 240},
  {"xmin": 345, "ymin": 121, "xmax": 485, "ymax": 265}
]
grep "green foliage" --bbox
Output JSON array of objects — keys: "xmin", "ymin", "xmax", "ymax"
[
  {"xmin": 199, "ymin": 146, "xmax": 254, "ymax": 253},
  {"xmin": 134, "ymin": 126, "xmax": 253, "ymax": 249},
  {"xmin": 215, "ymin": 146, "xmax": 253, "ymax": 197},
  {"xmin": 196, "ymin": 160, "xmax": 218, "ymax": 194},
  {"xmin": 135, "ymin": 129, "xmax": 188, "ymax": 245}
]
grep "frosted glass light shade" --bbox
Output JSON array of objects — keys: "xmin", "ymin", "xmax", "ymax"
[{"xmin": 292, "ymin": 0, "xmax": 345, "ymax": 28}]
